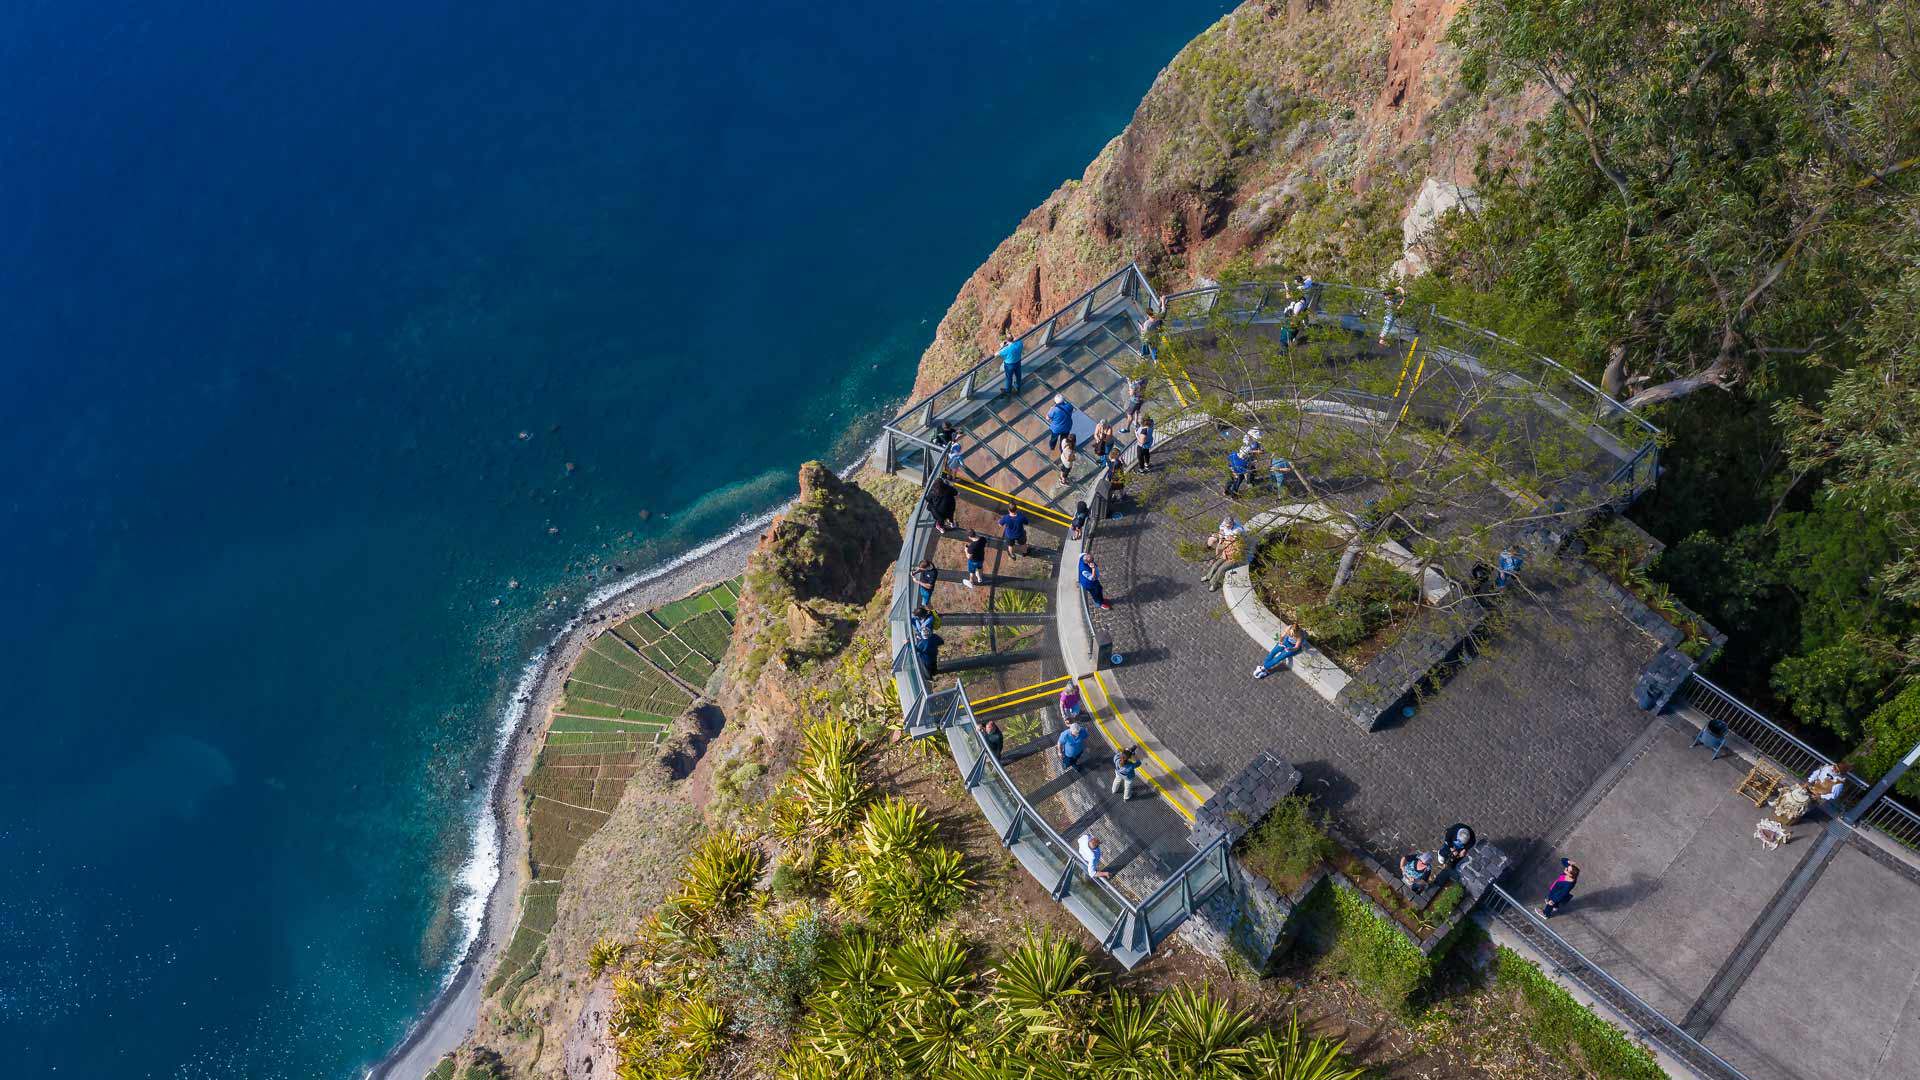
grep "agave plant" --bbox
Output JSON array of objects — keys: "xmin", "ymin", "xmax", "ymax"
[
  {"xmin": 1086, "ymin": 989, "xmax": 1162, "ymax": 1079},
  {"xmin": 676, "ymin": 829, "xmax": 762, "ymax": 915},
  {"xmin": 797, "ymin": 932, "xmax": 900, "ymax": 1078},
  {"xmin": 1246, "ymin": 1015, "xmax": 1363, "ymax": 1080},
  {"xmin": 988, "ymin": 934, "xmax": 1096, "ymax": 1050},
  {"xmin": 1158, "ymin": 986, "xmax": 1256, "ymax": 1079},
  {"xmin": 588, "ymin": 936, "xmax": 630, "ymax": 978},
  {"xmin": 883, "ymin": 934, "xmax": 978, "ymax": 1074},
  {"xmin": 668, "ymin": 996, "xmax": 729, "ymax": 1060}
]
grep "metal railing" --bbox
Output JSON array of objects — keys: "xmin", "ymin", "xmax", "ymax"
[
  {"xmin": 1156, "ymin": 278, "xmax": 1663, "ymax": 500},
  {"xmin": 1678, "ymin": 673, "xmax": 1920, "ymax": 850},
  {"xmin": 882, "ymin": 263, "xmax": 1157, "ymax": 453},
  {"xmin": 945, "ymin": 679, "xmax": 1231, "ymax": 965},
  {"xmin": 1482, "ymin": 885, "xmax": 1752, "ymax": 1080}
]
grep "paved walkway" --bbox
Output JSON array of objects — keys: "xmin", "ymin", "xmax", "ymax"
[
  {"xmin": 1522, "ymin": 717, "xmax": 1920, "ymax": 1080},
  {"xmin": 1089, "ymin": 448, "xmax": 1662, "ymax": 864}
]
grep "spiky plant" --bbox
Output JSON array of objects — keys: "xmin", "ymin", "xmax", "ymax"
[
  {"xmin": 883, "ymin": 934, "xmax": 977, "ymax": 1075},
  {"xmin": 676, "ymin": 829, "xmax": 761, "ymax": 915},
  {"xmin": 1246, "ymin": 1015, "xmax": 1363, "ymax": 1080},
  {"xmin": 669, "ymin": 996, "xmax": 728, "ymax": 1060},
  {"xmin": 796, "ymin": 932, "xmax": 899, "ymax": 1079},
  {"xmin": 988, "ymin": 934, "xmax": 1096, "ymax": 1051},
  {"xmin": 1086, "ymin": 989, "xmax": 1161, "ymax": 1078},
  {"xmin": 588, "ymin": 936, "xmax": 630, "ymax": 978},
  {"xmin": 1159, "ymin": 986, "xmax": 1255, "ymax": 1079}
]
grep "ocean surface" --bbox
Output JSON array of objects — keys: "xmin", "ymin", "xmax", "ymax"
[{"xmin": 0, "ymin": 2, "xmax": 1232, "ymax": 1075}]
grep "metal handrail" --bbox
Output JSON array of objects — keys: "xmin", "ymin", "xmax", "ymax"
[
  {"xmin": 888, "ymin": 263, "xmax": 1153, "ymax": 432},
  {"xmin": 950, "ymin": 682, "xmax": 1140, "ymax": 915},
  {"xmin": 1483, "ymin": 885, "xmax": 1752, "ymax": 1080},
  {"xmin": 1157, "ymin": 278, "xmax": 1661, "ymax": 438}
]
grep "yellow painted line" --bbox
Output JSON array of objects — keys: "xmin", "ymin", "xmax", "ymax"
[
  {"xmin": 1396, "ymin": 341, "xmax": 1428, "ymax": 423},
  {"xmin": 1165, "ymin": 375, "xmax": 1190, "ymax": 408},
  {"xmin": 974, "ymin": 684, "xmax": 1074, "ymax": 714},
  {"xmin": 968, "ymin": 673, "xmax": 1072, "ymax": 707},
  {"xmin": 951, "ymin": 477, "xmax": 1073, "ymax": 526},
  {"xmin": 1089, "ymin": 672, "xmax": 1206, "ymax": 820},
  {"xmin": 1391, "ymin": 337, "xmax": 1419, "ymax": 398}
]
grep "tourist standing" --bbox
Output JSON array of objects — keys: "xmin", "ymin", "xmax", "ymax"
[
  {"xmin": 999, "ymin": 504, "xmax": 1029, "ymax": 560},
  {"xmin": 1137, "ymin": 416, "xmax": 1156, "ymax": 472},
  {"xmin": 1224, "ymin": 448, "xmax": 1253, "ymax": 498},
  {"xmin": 1057, "ymin": 719, "xmax": 1089, "ymax": 771},
  {"xmin": 963, "ymin": 529, "xmax": 987, "ymax": 589},
  {"xmin": 1079, "ymin": 553, "xmax": 1111, "ymax": 611},
  {"xmin": 911, "ymin": 558, "xmax": 939, "ymax": 606},
  {"xmin": 1090, "ymin": 419, "xmax": 1115, "ymax": 473},
  {"xmin": 1111, "ymin": 746, "xmax": 1141, "ymax": 801},
  {"xmin": 1078, "ymin": 833, "xmax": 1112, "ymax": 880},
  {"xmin": 1541, "ymin": 859, "xmax": 1580, "ymax": 918},
  {"xmin": 999, "ymin": 336, "xmax": 1024, "ymax": 395},
  {"xmin": 1439, "ymin": 823, "xmax": 1476, "ymax": 865},
  {"xmin": 1058, "ymin": 682, "xmax": 1084, "ymax": 722},
  {"xmin": 1399, "ymin": 851, "xmax": 1437, "ymax": 894},
  {"xmin": 914, "ymin": 629, "xmax": 944, "ymax": 678},
  {"xmin": 1379, "ymin": 284, "xmax": 1405, "ymax": 346},
  {"xmin": 1496, "ymin": 545, "xmax": 1523, "ymax": 589},
  {"xmin": 1058, "ymin": 432, "xmax": 1078, "ymax": 483},
  {"xmin": 1252, "ymin": 624, "xmax": 1304, "ymax": 679},
  {"xmin": 946, "ymin": 437, "xmax": 966, "ymax": 477},
  {"xmin": 979, "ymin": 716, "xmax": 1005, "ymax": 759},
  {"xmin": 925, "ymin": 475, "xmax": 958, "ymax": 531},
  {"xmin": 911, "ymin": 604, "xmax": 937, "ymax": 642},
  {"xmin": 1046, "ymin": 395, "xmax": 1075, "ymax": 450},
  {"xmin": 1123, "ymin": 376, "xmax": 1148, "ymax": 432}
]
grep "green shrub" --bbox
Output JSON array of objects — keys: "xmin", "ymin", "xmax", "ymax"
[
  {"xmin": 825, "ymin": 797, "xmax": 972, "ymax": 935},
  {"xmin": 1424, "ymin": 882, "xmax": 1467, "ymax": 926},
  {"xmin": 1310, "ymin": 881, "xmax": 1433, "ymax": 1008},
  {"xmin": 1237, "ymin": 795, "xmax": 1334, "ymax": 893},
  {"xmin": 1855, "ymin": 681, "xmax": 1920, "ymax": 800},
  {"xmin": 588, "ymin": 936, "xmax": 628, "ymax": 978},
  {"xmin": 676, "ymin": 830, "xmax": 762, "ymax": 916},
  {"xmin": 715, "ymin": 913, "xmax": 827, "ymax": 1036},
  {"xmin": 1495, "ymin": 948, "xmax": 1665, "ymax": 1080}
]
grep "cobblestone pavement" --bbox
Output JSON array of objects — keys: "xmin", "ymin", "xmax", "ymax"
[{"xmin": 1090, "ymin": 459, "xmax": 1662, "ymax": 864}]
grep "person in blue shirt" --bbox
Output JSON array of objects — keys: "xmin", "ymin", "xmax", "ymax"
[
  {"xmin": 1056, "ymin": 719, "xmax": 1089, "ymax": 771},
  {"xmin": 1269, "ymin": 454, "xmax": 1296, "ymax": 493},
  {"xmin": 1046, "ymin": 395, "xmax": 1075, "ymax": 450},
  {"xmin": 1224, "ymin": 449, "xmax": 1252, "ymax": 497},
  {"xmin": 1078, "ymin": 553, "xmax": 1111, "ymax": 610},
  {"xmin": 1252, "ymin": 624, "xmax": 1304, "ymax": 680},
  {"xmin": 1137, "ymin": 416, "xmax": 1156, "ymax": 472},
  {"xmin": 998, "ymin": 504, "xmax": 1029, "ymax": 560},
  {"xmin": 913, "ymin": 630, "xmax": 943, "ymax": 678},
  {"xmin": 1496, "ymin": 545, "xmax": 1523, "ymax": 588},
  {"xmin": 998, "ymin": 336, "xmax": 1024, "ymax": 395},
  {"xmin": 911, "ymin": 604, "xmax": 937, "ymax": 642}
]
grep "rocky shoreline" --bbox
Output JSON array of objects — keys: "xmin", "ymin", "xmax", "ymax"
[{"xmin": 366, "ymin": 529, "xmax": 758, "ymax": 1080}]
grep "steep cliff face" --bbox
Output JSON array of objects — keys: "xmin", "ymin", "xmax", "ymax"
[{"xmin": 910, "ymin": 0, "xmax": 1545, "ymax": 396}]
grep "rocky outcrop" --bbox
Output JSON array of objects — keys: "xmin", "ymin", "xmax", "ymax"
[
  {"xmin": 909, "ymin": 0, "xmax": 1546, "ymax": 397},
  {"xmin": 750, "ymin": 461, "xmax": 900, "ymax": 662}
]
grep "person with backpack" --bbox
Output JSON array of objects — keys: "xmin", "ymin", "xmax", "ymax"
[
  {"xmin": 1046, "ymin": 395, "xmax": 1075, "ymax": 450},
  {"xmin": 1496, "ymin": 544, "xmax": 1523, "ymax": 589},
  {"xmin": 1122, "ymin": 376, "xmax": 1148, "ymax": 432},
  {"xmin": 962, "ymin": 529, "xmax": 987, "ymax": 589},
  {"xmin": 998, "ymin": 336, "xmax": 1024, "ymax": 395},
  {"xmin": 1058, "ymin": 681, "xmax": 1084, "ymax": 721},
  {"xmin": 1079, "ymin": 553, "xmax": 1111, "ymax": 611},
  {"xmin": 911, "ymin": 604, "xmax": 937, "ymax": 641},
  {"xmin": 911, "ymin": 558, "xmax": 938, "ymax": 606},
  {"xmin": 914, "ymin": 629, "xmax": 944, "ymax": 678},
  {"xmin": 1111, "ymin": 746, "xmax": 1142, "ymax": 801},
  {"xmin": 1089, "ymin": 419, "xmax": 1115, "ymax": 472},
  {"xmin": 1136, "ymin": 416, "xmax": 1156, "ymax": 472},
  {"xmin": 998, "ymin": 504, "xmax": 1029, "ymax": 560}
]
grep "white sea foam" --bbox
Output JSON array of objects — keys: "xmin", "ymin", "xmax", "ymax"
[{"xmin": 439, "ymin": 447, "xmax": 878, "ymax": 985}]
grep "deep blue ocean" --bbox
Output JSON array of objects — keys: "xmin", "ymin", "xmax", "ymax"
[{"xmin": 0, "ymin": 2, "xmax": 1230, "ymax": 1075}]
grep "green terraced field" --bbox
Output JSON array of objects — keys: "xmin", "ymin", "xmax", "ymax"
[{"xmin": 493, "ymin": 577, "xmax": 744, "ymax": 1000}]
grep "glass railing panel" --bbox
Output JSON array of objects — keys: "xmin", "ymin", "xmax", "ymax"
[{"xmin": 1143, "ymin": 879, "xmax": 1189, "ymax": 936}]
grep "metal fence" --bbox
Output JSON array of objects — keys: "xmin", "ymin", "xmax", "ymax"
[
  {"xmin": 1157, "ymin": 278, "xmax": 1663, "ymax": 502},
  {"xmin": 946, "ymin": 679, "xmax": 1231, "ymax": 967},
  {"xmin": 881, "ymin": 263, "xmax": 1157, "ymax": 457},
  {"xmin": 1678, "ymin": 673, "xmax": 1920, "ymax": 850},
  {"xmin": 1482, "ymin": 885, "xmax": 1753, "ymax": 1080}
]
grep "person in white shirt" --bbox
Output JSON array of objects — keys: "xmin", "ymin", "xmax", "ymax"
[{"xmin": 1078, "ymin": 833, "xmax": 1112, "ymax": 880}]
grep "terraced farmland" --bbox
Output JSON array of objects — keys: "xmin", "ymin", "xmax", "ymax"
[{"xmin": 487, "ymin": 576, "xmax": 741, "ymax": 1001}]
